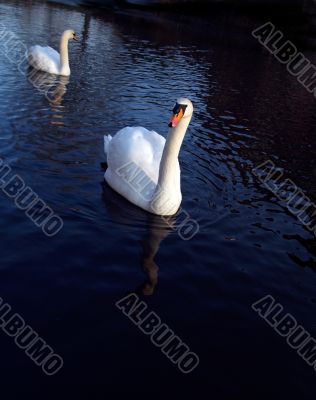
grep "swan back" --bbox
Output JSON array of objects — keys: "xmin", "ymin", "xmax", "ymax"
[
  {"xmin": 107, "ymin": 127, "xmax": 166, "ymax": 184},
  {"xmin": 28, "ymin": 45, "xmax": 60, "ymax": 75}
]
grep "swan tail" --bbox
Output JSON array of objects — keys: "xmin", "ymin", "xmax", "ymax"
[{"xmin": 104, "ymin": 135, "xmax": 112, "ymax": 159}]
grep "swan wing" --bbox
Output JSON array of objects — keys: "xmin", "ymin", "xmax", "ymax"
[
  {"xmin": 28, "ymin": 45, "xmax": 60, "ymax": 75},
  {"xmin": 107, "ymin": 126, "xmax": 166, "ymax": 184},
  {"xmin": 105, "ymin": 126, "xmax": 169, "ymax": 211}
]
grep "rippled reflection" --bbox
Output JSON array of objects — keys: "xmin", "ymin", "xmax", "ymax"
[
  {"xmin": 102, "ymin": 182, "xmax": 175, "ymax": 295},
  {"xmin": 27, "ymin": 68, "xmax": 69, "ymax": 124}
]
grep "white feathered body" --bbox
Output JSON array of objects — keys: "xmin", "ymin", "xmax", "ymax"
[
  {"xmin": 104, "ymin": 127, "xmax": 181, "ymax": 215},
  {"xmin": 28, "ymin": 45, "xmax": 63, "ymax": 75}
]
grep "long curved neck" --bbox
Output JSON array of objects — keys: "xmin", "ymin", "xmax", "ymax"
[
  {"xmin": 59, "ymin": 33, "xmax": 70, "ymax": 75},
  {"xmin": 152, "ymin": 115, "xmax": 191, "ymax": 211}
]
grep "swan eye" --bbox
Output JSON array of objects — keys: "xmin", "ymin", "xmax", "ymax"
[
  {"xmin": 172, "ymin": 104, "xmax": 187, "ymax": 116},
  {"xmin": 169, "ymin": 104, "xmax": 187, "ymax": 128}
]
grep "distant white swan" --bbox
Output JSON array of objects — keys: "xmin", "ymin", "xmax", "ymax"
[
  {"xmin": 28, "ymin": 30, "xmax": 77, "ymax": 76},
  {"xmin": 104, "ymin": 98, "xmax": 193, "ymax": 216}
]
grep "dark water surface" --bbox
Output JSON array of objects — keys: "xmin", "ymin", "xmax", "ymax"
[{"xmin": 0, "ymin": 1, "xmax": 316, "ymax": 398}]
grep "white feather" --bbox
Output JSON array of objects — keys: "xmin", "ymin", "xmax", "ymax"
[
  {"xmin": 28, "ymin": 45, "xmax": 60, "ymax": 75},
  {"xmin": 104, "ymin": 126, "xmax": 180, "ymax": 214}
]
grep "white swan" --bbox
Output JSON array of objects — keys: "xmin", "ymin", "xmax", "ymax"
[
  {"xmin": 104, "ymin": 98, "xmax": 193, "ymax": 216},
  {"xmin": 28, "ymin": 30, "xmax": 77, "ymax": 76}
]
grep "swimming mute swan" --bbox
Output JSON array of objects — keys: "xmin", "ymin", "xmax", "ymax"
[
  {"xmin": 104, "ymin": 98, "xmax": 193, "ymax": 216},
  {"xmin": 28, "ymin": 30, "xmax": 77, "ymax": 76}
]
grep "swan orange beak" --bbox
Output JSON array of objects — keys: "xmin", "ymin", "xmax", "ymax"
[{"xmin": 168, "ymin": 108, "xmax": 184, "ymax": 128}]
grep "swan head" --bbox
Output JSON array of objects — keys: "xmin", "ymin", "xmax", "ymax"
[
  {"xmin": 168, "ymin": 98, "xmax": 193, "ymax": 128},
  {"xmin": 62, "ymin": 29, "xmax": 78, "ymax": 42}
]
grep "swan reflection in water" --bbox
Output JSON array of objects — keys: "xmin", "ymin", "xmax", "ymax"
[
  {"xmin": 102, "ymin": 182, "xmax": 175, "ymax": 295},
  {"xmin": 27, "ymin": 68, "xmax": 69, "ymax": 123}
]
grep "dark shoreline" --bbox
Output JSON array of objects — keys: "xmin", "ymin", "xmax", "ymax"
[
  {"xmin": 52, "ymin": 0, "xmax": 316, "ymax": 17},
  {"xmin": 47, "ymin": 0, "xmax": 316, "ymax": 48}
]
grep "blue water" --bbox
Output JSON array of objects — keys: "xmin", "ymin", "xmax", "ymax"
[{"xmin": 0, "ymin": 1, "xmax": 315, "ymax": 398}]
